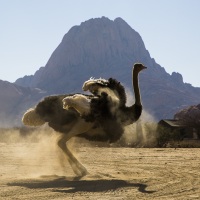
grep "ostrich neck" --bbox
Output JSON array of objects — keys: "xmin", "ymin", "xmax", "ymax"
[{"xmin": 132, "ymin": 69, "xmax": 141, "ymax": 106}]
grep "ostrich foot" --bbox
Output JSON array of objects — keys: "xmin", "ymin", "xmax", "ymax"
[{"xmin": 70, "ymin": 160, "xmax": 89, "ymax": 177}]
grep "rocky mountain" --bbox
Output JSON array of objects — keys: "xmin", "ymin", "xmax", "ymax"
[
  {"xmin": 16, "ymin": 17, "xmax": 152, "ymax": 93},
  {"xmin": 2, "ymin": 17, "xmax": 200, "ymax": 126}
]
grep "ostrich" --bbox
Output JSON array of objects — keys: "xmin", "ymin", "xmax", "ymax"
[{"xmin": 22, "ymin": 63, "xmax": 146, "ymax": 176}]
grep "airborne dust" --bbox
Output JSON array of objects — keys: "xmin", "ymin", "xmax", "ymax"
[{"xmin": 0, "ymin": 126, "xmax": 80, "ymax": 178}]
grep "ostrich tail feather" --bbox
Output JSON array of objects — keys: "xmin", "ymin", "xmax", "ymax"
[{"xmin": 22, "ymin": 108, "xmax": 45, "ymax": 126}]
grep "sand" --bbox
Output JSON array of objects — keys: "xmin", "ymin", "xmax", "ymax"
[{"xmin": 0, "ymin": 135, "xmax": 200, "ymax": 200}]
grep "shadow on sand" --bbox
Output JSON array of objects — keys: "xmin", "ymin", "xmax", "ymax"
[{"xmin": 7, "ymin": 175, "xmax": 155, "ymax": 194}]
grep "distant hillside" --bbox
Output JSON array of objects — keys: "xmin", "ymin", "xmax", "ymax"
[
  {"xmin": 1, "ymin": 17, "xmax": 200, "ymax": 127},
  {"xmin": 0, "ymin": 80, "xmax": 45, "ymax": 127}
]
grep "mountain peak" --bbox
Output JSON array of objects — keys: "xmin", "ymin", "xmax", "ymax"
[
  {"xmin": 84, "ymin": 16, "xmax": 111, "ymax": 23},
  {"xmin": 114, "ymin": 17, "xmax": 128, "ymax": 24}
]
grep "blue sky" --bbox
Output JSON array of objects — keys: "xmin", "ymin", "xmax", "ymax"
[{"xmin": 1, "ymin": 0, "xmax": 200, "ymax": 87}]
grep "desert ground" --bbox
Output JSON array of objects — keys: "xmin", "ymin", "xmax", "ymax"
[{"xmin": 0, "ymin": 129, "xmax": 200, "ymax": 200}]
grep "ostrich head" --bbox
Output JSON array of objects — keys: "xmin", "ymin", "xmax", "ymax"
[{"xmin": 133, "ymin": 63, "xmax": 147, "ymax": 73}]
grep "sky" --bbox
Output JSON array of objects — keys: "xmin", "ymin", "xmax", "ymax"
[{"xmin": 1, "ymin": 0, "xmax": 200, "ymax": 87}]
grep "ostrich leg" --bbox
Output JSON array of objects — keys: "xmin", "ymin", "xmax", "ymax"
[
  {"xmin": 57, "ymin": 119, "xmax": 93, "ymax": 176},
  {"xmin": 57, "ymin": 135, "xmax": 88, "ymax": 176}
]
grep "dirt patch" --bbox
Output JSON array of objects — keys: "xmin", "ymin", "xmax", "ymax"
[{"xmin": 0, "ymin": 137, "xmax": 200, "ymax": 200}]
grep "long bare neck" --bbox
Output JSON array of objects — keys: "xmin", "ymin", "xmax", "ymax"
[{"xmin": 132, "ymin": 68, "xmax": 141, "ymax": 106}]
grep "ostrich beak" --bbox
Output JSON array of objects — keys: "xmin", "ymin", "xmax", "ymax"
[{"xmin": 143, "ymin": 66, "xmax": 147, "ymax": 70}]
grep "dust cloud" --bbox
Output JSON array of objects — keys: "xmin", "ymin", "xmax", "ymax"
[
  {"xmin": 116, "ymin": 88, "xmax": 158, "ymax": 147},
  {"xmin": 0, "ymin": 125, "xmax": 75, "ymax": 178},
  {"xmin": 119, "ymin": 112, "xmax": 158, "ymax": 147}
]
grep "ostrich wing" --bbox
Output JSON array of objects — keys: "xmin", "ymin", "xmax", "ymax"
[
  {"xmin": 22, "ymin": 94, "xmax": 82, "ymax": 129},
  {"xmin": 62, "ymin": 94, "xmax": 95, "ymax": 116},
  {"xmin": 62, "ymin": 77, "xmax": 125, "ymax": 119},
  {"xmin": 83, "ymin": 77, "xmax": 127, "ymax": 108},
  {"xmin": 62, "ymin": 77, "xmax": 126, "ymax": 121}
]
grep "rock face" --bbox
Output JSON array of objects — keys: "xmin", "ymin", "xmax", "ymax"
[{"xmin": 3, "ymin": 17, "xmax": 200, "ymax": 125}]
